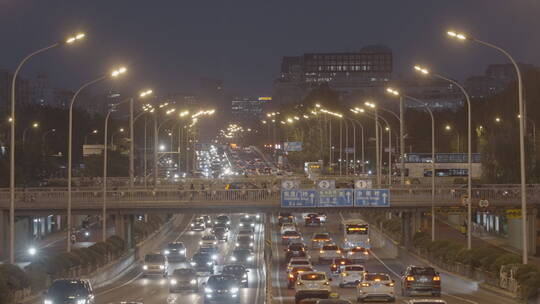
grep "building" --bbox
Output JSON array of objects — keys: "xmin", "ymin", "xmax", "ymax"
[
  {"xmin": 0, "ymin": 68, "xmax": 32, "ymax": 109},
  {"xmin": 231, "ymin": 96, "xmax": 271, "ymax": 122},
  {"xmin": 465, "ymin": 63, "xmax": 538, "ymax": 99},
  {"xmin": 397, "ymin": 77, "xmax": 464, "ymax": 112},
  {"xmin": 273, "ymin": 45, "xmax": 393, "ymax": 106}
]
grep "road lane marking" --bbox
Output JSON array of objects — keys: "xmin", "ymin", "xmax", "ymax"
[{"xmin": 270, "ymin": 215, "xmax": 284, "ymax": 304}]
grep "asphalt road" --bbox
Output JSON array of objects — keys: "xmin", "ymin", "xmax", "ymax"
[
  {"xmin": 80, "ymin": 213, "xmax": 267, "ymax": 304},
  {"xmin": 269, "ymin": 212, "xmax": 518, "ymax": 304}
]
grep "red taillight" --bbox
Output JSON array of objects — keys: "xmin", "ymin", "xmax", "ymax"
[
  {"xmin": 433, "ymin": 276, "xmax": 441, "ymax": 281},
  {"xmin": 360, "ymin": 282, "xmax": 370, "ymax": 287},
  {"xmin": 288, "ymin": 274, "xmax": 294, "ymax": 278},
  {"xmin": 387, "ymin": 282, "xmax": 395, "ymax": 287},
  {"xmin": 406, "ymin": 276, "xmax": 415, "ymax": 282}
]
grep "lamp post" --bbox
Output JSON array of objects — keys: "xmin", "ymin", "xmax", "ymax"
[
  {"xmin": 41, "ymin": 128, "xmax": 56, "ymax": 155},
  {"xmin": 110, "ymin": 128, "xmax": 125, "ymax": 148},
  {"xmin": 414, "ymin": 65, "xmax": 473, "ymax": 250},
  {"xmin": 364, "ymin": 102, "xmax": 381, "ymax": 186},
  {"xmin": 8, "ymin": 32, "xmax": 85, "ymax": 263},
  {"xmin": 364, "ymin": 106, "xmax": 392, "ymax": 186},
  {"xmin": 447, "ymin": 30, "xmax": 528, "ymax": 263},
  {"xmin": 84, "ymin": 129, "xmax": 99, "ymax": 145},
  {"xmin": 22, "ymin": 122, "xmax": 39, "ymax": 145},
  {"xmin": 388, "ymin": 88, "xmax": 436, "ymax": 241},
  {"xmin": 67, "ymin": 66, "xmax": 126, "ymax": 252},
  {"xmin": 444, "ymin": 125, "xmax": 460, "ymax": 152}
]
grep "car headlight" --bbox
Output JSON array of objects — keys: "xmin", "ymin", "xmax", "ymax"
[
  {"xmin": 180, "ymin": 250, "xmax": 186, "ymax": 255},
  {"xmin": 239, "ymin": 223, "xmax": 244, "ymax": 227},
  {"xmin": 77, "ymin": 300, "xmax": 87, "ymax": 304},
  {"xmin": 236, "ymin": 243, "xmax": 240, "ymax": 246},
  {"xmin": 207, "ymin": 262, "xmax": 213, "ymax": 265},
  {"xmin": 205, "ymin": 287, "xmax": 213, "ymax": 293},
  {"xmin": 230, "ymin": 287, "xmax": 239, "ymax": 293},
  {"xmin": 250, "ymin": 243, "xmax": 254, "ymax": 247},
  {"xmin": 164, "ymin": 250, "xmax": 170, "ymax": 255},
  {"xmin": 143, "ymin": 265, "xmax": 148, "ymax": 270},
  {"xmin": 159, "ymin": 265, "xmax": 165, "ymax": 270},
  {"xmin": 251, "ymin": 236, "xmax": 254, "ymax": 239},
  {"xmin": 190, "ymin": 262, "xmax": 196, "ymax": 266},
  {"xmin": 231, "ymin": 256, "xmax": 237, "ymax": 261},
  {"xmin": 170, "ymin": 279, "xmax": 177, "ymax": 285},
  {"xmin": 247, "ymin": 256, "xmax": 253, "ymax": 261},
  {"xmin": 213, "ymin": 241, "xmax": 217, "ymax": 245},
  {"xmin": 250, "ymin": 223, "xmax": 255, "ymax": 227},
  {"xmin": 190, "ymin": 279, "xmax": 197, "ymax": 285},
  {"xmin": 199, "ymin": 241, "xmax": 203, "ymax": 245},
  {"xmin": 191, "ymin": 223, "xmax": 194, "ymax": 226},
  {"xmin": 212, "ymin": 254, "xmax": 217, "ymax": 260},
  {"xmin": 227, "ymin": 221, "xmax": 231, "ymax": 225},
  {"xmin": 243, "ymin": 274, "xmax": 247, "ymax": 278},
  {"xmin": 256, "ymin": 214, "xmax": 260, "ymax": 219},
  {"xmin": 44, "ymin": 300, "xmax": 53, "ymax": 304}
]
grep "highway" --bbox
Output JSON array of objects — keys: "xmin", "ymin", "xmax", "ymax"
[
  {"xmin": 269, "ymin": 212, "xmax": 517, "ymax": 304},
  {"xmin": 44, "ymin": 213, "xmax": 267, "ymax": 304}
]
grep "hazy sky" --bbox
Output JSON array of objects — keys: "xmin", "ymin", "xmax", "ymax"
[{"xmin": 1, "ymin": 0, "xmax": 539, "ymax": 100}]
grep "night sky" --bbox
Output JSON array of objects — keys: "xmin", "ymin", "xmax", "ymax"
[{"xmin": 1, "ymin": 1, "xmax": 539, "ymax": 100}]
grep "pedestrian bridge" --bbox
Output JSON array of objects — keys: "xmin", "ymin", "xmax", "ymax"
[{"xmin": 0, "ymin": 187, "xmax": 537, "ymax": 215}]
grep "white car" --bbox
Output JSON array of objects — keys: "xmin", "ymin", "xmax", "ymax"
[
  {"xmin": 346, "ymin": 246, "xmax": 369, "ymax": 263},
  {"xmin": 339, "ymin": 265, "xmax": 366, "ymax": 288},
  {"xmin": 294, "ymin": 271, "xmax": 332, "ymax": 303},
  {"xmin": 199, "ymin": 234, "xmax": 218, "ymax": 247},
  {"xmin": 319, "ymin": 244, "xmax": 342, "ymax": 263},
  {"xmin": 404, "ymin": 300, "xmax": 447, "ymax": 304},
  {"xmin": 356, "ymin": 272, "xmax": 395, "ymax": 302},
  {"xmin": 311, "ymin": 233, "xmax": 332, "ymax": 249},
  {"xmin": 280, "ymin": 223, "xmax": 297, "ymax": 235},
  {"xmin": 287, "ymin": 257, "xmax": 313, "ymax": 273},
  {"xmin": 238, "ymin": 229, "xmax": 255, "ymax": 239}
]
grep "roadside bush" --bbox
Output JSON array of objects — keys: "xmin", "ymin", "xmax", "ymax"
[
  {"xmin": 0, "ymin": 264, "xmax": 30, "ymax": 291},
  {"xmin": 0, "ymin": 275, "xmax": 13, "ymax": 304},
  {"xmin": 489, "ymin": 253, "xmax": 521, "ymax": 273}
]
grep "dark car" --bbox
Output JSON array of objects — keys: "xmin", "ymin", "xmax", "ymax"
[
  {"xmin": 215, "ymin": 215, "xmax": 231, "ymax": 225},
  {"xmin": 169, "ymin": 268, "xmax": 199, "ymax": 292},
  {"xmin": 190, "ymin": 252, "xmax": 216, "ymax": 274},
  {"xmin": 278, "ymin": 212, "xmax": 294, "ymax": 225},
  {"xmin": 282, "ymin": 230, "xmax": 302, "ymax": 245},
  {"xmin": 235, "ymin": 235, "xmax": 254, "ymax": 249},
  {"xmin": 239, "ymin": 217, "xmax": 255, "ymax": 230},
  {"xmin": 214, "ymin": 222, "xmax": 230, "ymax": 232},
  {"xmin": 329, "ymin": 257, "xmax": 353, "ymax": 275},
  {"xmin": 222, "ymin": 264, "xmax": 249, "ymax": 287},
  {"xmin": 229, "ymin": 248, "xmax": 254, "ymax": 266},
  {"xmin": 43, "ymin": 279, "xmax": 95, "ymax": 304},
  {"xmin": 285, "ymin": 243, "xmax": 307, "ymax": 260},
  {"xmin": 190, "ymin": 218, "xmax": 206, "ymax": 231},
  {"xmin": 164, "ymin": 242, "xmax": 187, "ymax": 262},
  {"xmin": 304, "ymin": 214, "xmax": 322, "ymax": 226},
  {"xmin": 213, "ymin": 227, "xmax": 229, "ymax": 241},
  {"xmin": 202, "ymin": 215, "xmax": 213, "ymax": 227},
  {"xmin": 401, "ymin": 266, "xmax": 441, "ymax": 297},
  {"xmin": 204, "ymin": 274, "xmax": 241, "ymax": 303}
]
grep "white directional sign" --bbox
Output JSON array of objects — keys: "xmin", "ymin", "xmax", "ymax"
[
  {"xmin": 355, "ymin": 180, "xmax": 373, "ymax": 189},
  {"xmin": 281, "ymin": 180, "xmax": 299, "ymax": 190},
  {"xmin": 479, "ymin": 199, "xmax": 489, "ymax": 208},
  {"xmin": 318, "ymin": 180, "xmax": 335, "ymax": 190}
]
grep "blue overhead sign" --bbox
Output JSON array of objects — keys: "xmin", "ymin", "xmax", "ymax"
[
  {"xmin": 281, "ymin": 190, "xmax": 318, "ymax": 208},
  {"xmin": 284, "ymin": 142, "xmax": 302, "ymax": 152},
  {"xmin": 354, "ymin": 189, "xmax": 390, "ymax": 207},
  {"xmin": 319, "ymin": 189, "xmax": 354, "ymax": 207}
]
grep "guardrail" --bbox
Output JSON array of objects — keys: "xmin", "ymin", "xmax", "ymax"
[{"xmin": 0, "ymin": 187, "xmax": 538, "ymax": 207}]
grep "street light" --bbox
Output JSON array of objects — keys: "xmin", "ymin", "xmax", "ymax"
[
  {"xmin": 111, "ymin": 128, "xmax": 125, "ymax": 148},
  {"xmin": 84, "ymin": 129, "xmax": 99, "ymax": 145},
  {"xmin": 494, "ymin": 117, "xmax": 501, "ymax": 123},
  {"xmin": 8, "ymin": 32, "xmax": 85, "ymax": 263},
  {"xmin": 387, "ymin": 88, "xmax": 436, "ymax": 241},
  {"xmin": 22, "ymin": 122, "xmax": 39, "ymax": 145},
  {"xmin": 67, "ymin": 66, "xmax": 127, "ymax": 252},
  {"xmin": 386, "ymin": 88, "xmax": 406, "ymax": 185},
  {"xmin": 363, "ymin": 102, "xmax": 381, "ymax": 185},
  {"xmin": 414, "ymin": 64, "xmax": 473, "ymax": 250},
  {"xmin": 444, "ymin": 124, "xmax": 460, "ymax": 153},
  {"xmin": 447, "ymin": 30, "xmax": 528, "ymax": 263}
]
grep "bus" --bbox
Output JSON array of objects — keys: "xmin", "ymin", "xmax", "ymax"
[
  {"xmin": 342, "ymin": 219, "xmax": 370, "ymax": 249},
  {"xmin": 304, "ymin": 161, "xmax": 322, "ymax": 179},
  {"xmin": 401, "ymin": 153, "xmax": 482, "ymax": 184}
]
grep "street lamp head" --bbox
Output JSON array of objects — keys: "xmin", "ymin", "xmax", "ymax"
[
  {"xmin": 495, "ymin": 117, "xmax": 501, "ymax": 123},
  {"xmin": 111, "ymin": 67, "xmax": 127, "ymax": 77},
  {"xmin": 414, "ymin": 65, "xmax": 430, "ymax": 75},
  {"xmin": 364, "ymin": 101, "xmax": 376, "ymax": 108},
  {"xmin": 447, "ymin": 30, "xmax": 467, "ymax": 40},
  {"xmin": 92, "ymin": 129, "xmax": 98, "ymax": 134},
  {"xmin": 65, "ymin": 32, "xmax": 86, "ymax": 44},
  {"xmin": 315, "ymin": 104, "xmax": 321, "ymax": 108},
  {"xmin": 386, "ymin": 88, "xmax": 400, "ymax": 96},
  {"xmin": 51, "ymin": 129, "xmax": 56, "ymax": 132},
  {"xmin": 32, "ymin": 122, "xmax": 39, "ymax": 128},
  {"xmin": 119, "ymin": 128, "xmax": 125, "ymax": 132},
  {"xmin": 139, "ymin": 89, "xmax": 153, "ymax": 98},
  {"xmin": 179, "ymin": 110, "xmax": 190, "ymax": 117},
  {"xmin": 445, "ymin": 125, "xmax": 451, "ymax": 131}
]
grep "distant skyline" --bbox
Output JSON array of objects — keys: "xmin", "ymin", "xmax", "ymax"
[{"xmin": 1, "ymin": 1, "xmax": 539, "ymax": 102}]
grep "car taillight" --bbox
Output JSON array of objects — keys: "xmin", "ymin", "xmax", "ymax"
[
  {"xmin": 364, "ymin": 251, "xmax": 369, "ymax": 255},
  {"xmin": 320, "ymin": 250, "xmax": 324, "ymax": 254},
  {"xmin": 331, "ymin": 264, "xmax": 337, "ymax": 269},
  {"xmin": 323, "ymin": 282, "xmax": 330, "ymax": 285},
  {"xmin": 361, "ymin": 282, "xmax": 371, "ymax": 287},
  {"xmin": 289, "ymin": 274, "xmax": 294, "ymax": 278},
  {"xmin": 406, "ymin": 276, "xmax": 415, "ymax": 282},
  {"xmin": 336, "ymin": 250, "xmax": 341, "ymax": 254},
  {"xmin": 341, "ymin": 273, "xmax": 348, "ymax": 277},
  {"xmin": 433, "ymin": 276, "xmax": 441, "ymax": 281},
  {"xmin": 296, "ymin": 281, "xmax": 303, "ymax": 285},
  {"xmin": 387, "ymin": 282, "xmax": 395, "ymax": 287}
]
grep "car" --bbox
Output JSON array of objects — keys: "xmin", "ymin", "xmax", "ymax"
[
  {"xmin": 329, "ymin": 257, "xmax": 354, "ymax": 275},
  {"xmin": 214, "ymin": 222, "xmax": 230, "ymax": 231},
  {"xmin": 200, "ymin": 233, "xmax": 219, "ymax": 247},
  {"xmin": 316, "ymin": 213, "xmax": 327, "ymax": 223},
  {"xmin": 212, "ymin": 227, "xmax": 229, "ymax": 241},
  {"xmin": 294, "ymin": 271, "xmax": 332, "ymax": 304},
  {"xmin": 287, "ymin": 257, "xmax": 313, "ymax": 272},
  {"xmin": 222, "ymin": 264, "xmax": 249, "ymax": 287},
  {"xmin": 319, "ymin": 244, "xmax": 342, "ymax": 263},
  {"xmin": 43, "ymin": 279, "xmax": 95, "ymax": 304},
  {"xmin": 236, "ymin": 235, "xmax": 254, "ymax": 249},
  {"xmin": 190, "ymin": 218, "xmax": 206, "ymax": 231},
  {"xmin": 215, "ymin": 214, "xmax": 231, "ymax": 226},
  {"xmin": 278, "ymin": 212, "xmax": 295, "ymax": 225},
  {"xmin": 282, "ymin": 230, "xmax": 302, "ymax": 245},
  {"xmin": 202, "ymin": 215, "xmax": 213, "ymax": 227},
  {"xmin": 239, "ymin": 217, "xmax": 256, "ymax": 230},
  {"xmin": 346, "ymin": 246, "xmax": 369, "ymax": 263},
  {"xmin": 281, "ymin": 223, "xmax": 297, "ymax": 235},
  {"xmin": 238, "ymin": 229, "xmax": 255, "ymax": 239},
  {"xmin": 403, "ymin": 300, "xmax": 447, "ymax": 304},
  {"xmin": 315, "ymin": 300, "xmax": 352, "ymax": 304},
  {"xmin": 142, "ymin": 253, "xmax": 168, "ymax": 277},
  {"xmin": 203, "ymin": 274, "xmax": 241, "ymax": 303},
  {"xmin": 338, "ymin": 265, "xmax": 366, "ymax": 288},
  {"xmin": 311, "ymin": 233, "xmax": 331, "ymax": 248},
  {"xmin": 164, "ymin": 242, "xmax": 187, "ymax": 262},
  {"xmin": 190, "ymin": 252, "xmax": 216, "ymax": 274},
  {"xmin": 356, "ymin": 272, "xmax": 395, "ymax": 302},
  {"xmin": 169, "ymin": 268, "xmax": 199, "ymax": 292},
  {"xmin": 305, "ymin": 214, "xmax": 322, "ymax": 226},
  {"xmin": 230, "ymin": 248, "xmax": 255, "ymax": 266},
  {"xmin": 197, "ymin": 246, "xmax": 219, "ymax": 257},
  {"xmin": 285, "ymin": 243, "xmax": 308, "ymax": 260},
  {"xmin": 401, "ymin": 266, "xmax": 441, "ymax": 297},
  {"xmin": 288, "ymin": 265, "xmax": 315, "ymax": 288}
]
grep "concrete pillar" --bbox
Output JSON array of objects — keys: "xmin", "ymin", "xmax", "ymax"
[
  {"xmin": 0, "ymin": 210, "xmax": 7, "ymax": 260},
  {"xmin": 114, "ymin": 214, "xmax": 125, "ymax": 241},
  {"xmin": 401, "ymin": 211, "xmax": 412, "ymax": 249},
  {"xmin": 126, "ymin": 215, "xmax": 135, "ymax": 249},
  {"xmin": 507, "ymin": 218, "xmax": 522, "ymax": 251}
]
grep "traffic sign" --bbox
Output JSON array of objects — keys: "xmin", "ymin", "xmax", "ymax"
[
  {"xmin": 284, "ymin": 142, "xmax": 302, "ymax": 152},
  {"xmin": 461, "ymin": 194, "xmax": 470, "ymax": 206},
  {"xmin": 319, "ymin": 189, "xmax": 354, "ymax": 207},
  {"xmin": 281, "ymin": 190, "xmax": 318, "ymax": 208},
  {"xmin": 281, "ymin": 180, "xmax": 299, "ymax": 190},
  {"xmin": 355, "ymin": 180, "xmax": 372, "ymax": 189},
  {"xmin": 318, "ymin": 180, "xmax": 335, "ymax": 190},
  {"xmin": 478, "ymin": 199, "xmax": 489, "ymax": 208},
  {"xmin": 354, "ymin": 189, "xmax": 390, "ymax": 207}
]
